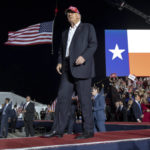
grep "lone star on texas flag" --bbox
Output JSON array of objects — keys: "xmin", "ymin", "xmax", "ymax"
[{"xmin": 109, "ymin": 44, "xmax": 125, "ymax": 60}]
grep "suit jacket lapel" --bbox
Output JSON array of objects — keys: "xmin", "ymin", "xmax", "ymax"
[
  {"xmin": 69, "ymin": 23, "xmax": 82, "ymax": 48},
  {"xmin": 64, "ymin": 23, "xmax": 82, "ymax": 55}
]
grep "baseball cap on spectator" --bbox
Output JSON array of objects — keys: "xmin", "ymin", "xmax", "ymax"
[
  {"xmin": 110, "ymin": 73, "xmax": 117, "ymax": 78},
  {"xmin": 65, "ymin": 6, "xmax": 80, "ymax": 15}
]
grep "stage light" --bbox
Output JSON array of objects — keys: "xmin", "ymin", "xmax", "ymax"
[{"xmin": 104, "ymin": 0, "xmax": 150, "ymax": 24}]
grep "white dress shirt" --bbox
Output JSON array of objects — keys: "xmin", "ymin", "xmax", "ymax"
[
  {"xmin": 25, "ymin": 101, "xmax": 30, "ymax": 109},
  {"xmin": 65, "ymin": 21, "xmax": 81, "ymax": 57}
]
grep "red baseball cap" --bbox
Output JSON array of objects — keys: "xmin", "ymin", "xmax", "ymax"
[{"xmin": 65, "ymin": 6, "xmax": 80, "ymax": 14}]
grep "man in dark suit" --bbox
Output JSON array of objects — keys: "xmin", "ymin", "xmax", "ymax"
[
  {"xmin": 10, "ymin": 104, "xmax": 18, "ymax": 133},
  {"xmin": 132, "ymin": 94, "xmax": 143, "ymax": 122},
  {"xmin": 47, "ymin": 6, "xmax": 97, "ymax": 139},
  {"xmin": 0, "ymin": 98, "xmax": 12, "ymax": 138},
  {"xmin": 118, "ymin": 101, "xmax": 127, "ymax": 121},
  {"xmin": 92, "ymin": 86, "xmax": 106, "ymax": 132},
  {"xmin": 23, "ymin": 96, "xmax": 35, "ymax": 137}
]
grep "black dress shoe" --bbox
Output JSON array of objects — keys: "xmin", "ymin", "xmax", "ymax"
[
  {"xmin": 75, "ymin": 132, "xmax": 94, "ymax": 140},
  {"xmin": 44, "ymin": 131, "xmax": 63, "ymax": 138}
]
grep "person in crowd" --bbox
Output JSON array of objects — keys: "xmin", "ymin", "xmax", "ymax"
[
  {"xmin": 17, "ymin": 111, "xmax": 23, "ymax": 120},
  {"xmin": 141, "ymin": 94, "xmax": 150, "ymax": 122},
  {"xmin": 126, "ymin": 99, "xmax": 134, "ymax": 121},
  {"xmin": 45, "ymin": 105, "xmax": 52, "ymax": 120},
  {"xmin": 0, "ymin": 104, "xmax": 4, "ymax": 123},
  {"xmin": 10, "ymin": 104, "xmax": 18, "ymax": 133},
  {"xmin": 115, "ymin": 101, "xmax": 120, "ymax": 121},
  {"xmin": 118, "ymin": 101, "xmax": 127, "ymax": 121},
  {"xmin": 46, "ymin": 6, "xmax": 97, "ymax": 139},
  {"xmin": 34, "ymin": 111, "xmax": 39, "ymax": 120},
  {"xmin": 40, "ymin": 108, "xmax": 46, "ymax": 120},
  {"xmin": 147, "ymin": 92, "xmax": 150, "ymax": 103},
  {"xmin": 108, "ymin": 78, "xmax": 121, "ymax": 121},
  {"xmin": 23, "ymin": 96, "xmax": 35, "ymax": 137},
  {"xmin": 17, "ymin": 104, "xmax": 24, "ymax": 120},
  {"xmin": 132, "ymin": 94, "xmax": 143, "ymax": 123},
  {"xmin": 67, "ymin": 95, "xmax": 78, "ymax": 134},
  {"xmin": 92, "ymin": 86, "xmax": 106, "ymax": 132},
  {"xmin": 0, "ymin": 98, "xmax": 12, "ymax": 138}
]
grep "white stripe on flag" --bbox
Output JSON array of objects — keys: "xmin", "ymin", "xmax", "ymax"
[
  {"xmin": 8, "ymin": 36, "xmax": 52, "ymax": 41},
  {"xmin": 127, "ymin": 30, "xmax": 150, "ymax": 53}
]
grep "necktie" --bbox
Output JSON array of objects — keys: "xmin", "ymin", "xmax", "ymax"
[{"xmin": 137, "ymin": 102, "xmax": 142, "ymax": 114}]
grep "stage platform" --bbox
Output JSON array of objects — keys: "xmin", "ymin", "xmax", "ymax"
[
  {"xmin": 105, "ymin": 122, "xmax": 150, "ymax": 131},
  {"xmin": 16, "ymin": 120, "xmax": 150, "ymax": 132},
  {"xmin": 1, "ymin": 129, "xmax": 150, "ymax": 150}
]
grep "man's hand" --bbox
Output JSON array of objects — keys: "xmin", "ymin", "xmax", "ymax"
[
  {"xmin": 75, "ymin": 56, "xmax": 85, "ymax": 65},
  {"xmin": 56, "ymin": 63, "xmax": 62, "ymax": 75},
  {"xmin": 146, "ymin": 109, "xmax": 150, "ymax": 112}
]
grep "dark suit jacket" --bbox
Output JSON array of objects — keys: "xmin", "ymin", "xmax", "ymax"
[
  {"xmin": 132, "ymin": 101, "xmax": 142, "ymax": 121},
  {"xmin": 11, "ymin": 109, "xmax": 17, "ymax": 119},
  {"xmin": 93, "ymin": 89, "xmax": 106, "ymax": 121},
  {"xmin": 116, "ymin": 106, "xmax": 127, "ymax": 121},
  {"xmin": 24, "ymin": 102, "xmax": 35, "ymax": 121},
  {"xmin": 0, "ymin": 103, "xmax": 12, "ymax": 119},
  {"xmin": 58, "ymin": 22, "xmax": 97, "ymax": 79}
]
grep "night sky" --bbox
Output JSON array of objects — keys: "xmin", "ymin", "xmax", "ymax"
[{"xmin": 0, "ymin": 0, "xmax": 150, "ymax": 104}]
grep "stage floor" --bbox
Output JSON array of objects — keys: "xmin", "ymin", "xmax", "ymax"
[
  {"xmin": 1, "ymin": 129, "xmax": 150, "ymax": 150},
  {"xmin": 16, "ymin": 120, "xmax": 150, "ymax": 133}
]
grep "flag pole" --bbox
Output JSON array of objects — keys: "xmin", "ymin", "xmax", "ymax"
[{"xmin": 51, "ymin": 0, "xmax": 58, "ymax": 55}]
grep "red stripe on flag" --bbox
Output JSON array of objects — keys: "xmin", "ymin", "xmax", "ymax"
[
  {"xmin": 8, "ymin": 34, "xmax": 52, "ymax": 39},
  {"xmin": 5, "ymin": 41, "xmax": 52, "ymax": 46}
]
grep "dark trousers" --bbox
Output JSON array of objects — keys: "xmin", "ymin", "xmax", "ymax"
[
  {"xmin": 67, "ymin": 105, "xmax": 76, "ymax": 134},
  {"xmin": 10, "ymin": 118, "xmax": 17, "ymax": 132},
  {"xmin": 52, "ymin": 60, "xmax": 94, "ymax": 134},
  {"xmin": 24, "ymin": 118, "xmax": 34, "ymax": 137},
  {"xmin": 0, "ymin": 115, "xmax": 9, "ymax": 137}
]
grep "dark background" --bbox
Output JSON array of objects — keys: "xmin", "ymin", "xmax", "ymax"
[{"xmin": 0, "ymin": 0, "xmax": 150, "ymax": 104}]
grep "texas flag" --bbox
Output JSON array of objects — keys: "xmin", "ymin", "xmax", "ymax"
[{"xmin": 105, "ymin": 30, "xmax": 150, "ymax": 77}]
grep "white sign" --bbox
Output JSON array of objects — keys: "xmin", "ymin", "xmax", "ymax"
[{"xmin": 128, "ymin": 74, "xmax": 136, "ymax": 81}]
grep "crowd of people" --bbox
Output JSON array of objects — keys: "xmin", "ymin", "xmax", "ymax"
[
  {"xmin": 105, "ymin": 76, "xmax": 150, "ymax": 122},
  {"xmin": 16, "ymin": 105, "xmax": 55, "ymax": 121},
  {"xmin": 0, "ymin": 76, "xmax": 150, "ymax": 138}
]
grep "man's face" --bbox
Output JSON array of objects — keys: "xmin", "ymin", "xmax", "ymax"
[
  {"xmin": 91, "ymin": 88, "xmax": 98, "ymax": 96},
  {"xmin": 26, "ymin": 96, "xmax": 30, "ymax": 102},
  {"xmin": 67, "ymin": 12, "xmax": 79, "ymax": 24},
  {"xmin": 136, "ymin": 95, "xmax": 140, "ymax": 102},
  {"xmin": 5, "ymin": 99, "xmax": 8, "ymax": 104}
]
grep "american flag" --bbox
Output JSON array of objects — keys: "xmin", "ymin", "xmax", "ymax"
[
  {"xmin": 49, "ymin": 95, "xmax": 78, "ymax": 112},
  {"xmin": 5, "ymin": 21, "xmax": 53, "ymax": 46}
]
